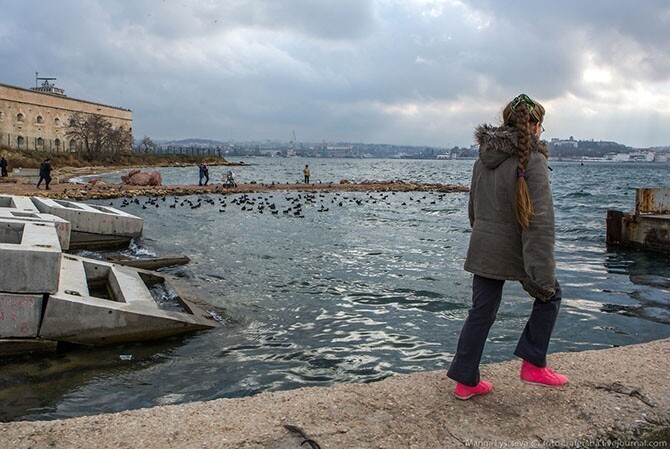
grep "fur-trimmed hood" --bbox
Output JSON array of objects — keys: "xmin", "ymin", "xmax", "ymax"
[{"xmin": 474, "ymin": 124, "xmax": 549, "ymax": 169}]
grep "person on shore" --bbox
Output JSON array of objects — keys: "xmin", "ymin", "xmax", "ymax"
[
  {"xmin": 0, "ymin": 156, "xmax": 7, "ymax": 177},
  {"xmin": 36, "ymin": 158, "xmax": 53, "ymax": 190},
  {"xmin": 223, "ymin": 170, "xmax": 236, "ymax": 187},
  {"xmin": 447, "ymin": 94, "xmax": 567, "ymax": 400},
  {"xmin": 198, "ymin": 163, "xmax": 209, "ymax": 186},
  {"xmin": 303, "ymin": 164, "xmax": 311, "ymax": 184}
]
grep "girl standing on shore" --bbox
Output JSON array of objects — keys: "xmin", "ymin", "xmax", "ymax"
[{"xmin": 447, "ymin": 94, "xmax": 568, "ymax": 400}]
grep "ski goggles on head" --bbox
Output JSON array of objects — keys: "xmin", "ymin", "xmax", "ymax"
[
  {"xmin": 511, "ymin": 94, "xmax": 536, "ymax": 112},
  {"xmin": 511, "ymin": 94, "xmax": 543, "ymax": 122}
]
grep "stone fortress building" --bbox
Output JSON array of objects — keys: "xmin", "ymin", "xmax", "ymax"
[{"xmin": 0, "ymin": 76, "xmax": 132, "ymax": 152}]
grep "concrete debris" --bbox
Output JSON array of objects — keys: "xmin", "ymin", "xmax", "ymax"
[{"xmin": 0, "ymin": 195, "xmax": 218, "ymax": 357}]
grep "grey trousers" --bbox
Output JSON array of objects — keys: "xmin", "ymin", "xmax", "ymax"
[{"xmin": 447, "ymin": 274, "xmax": 562, "ymax": 386}]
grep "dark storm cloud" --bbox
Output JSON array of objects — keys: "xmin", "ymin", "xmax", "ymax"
[{"xmin": 2, "ymin": 0, "xmax": 670, "ymax": 147}]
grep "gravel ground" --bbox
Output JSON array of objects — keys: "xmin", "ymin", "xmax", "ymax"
[{"xmin": 1, "ymin": 339, "xmax": 668, "ymax": 448}]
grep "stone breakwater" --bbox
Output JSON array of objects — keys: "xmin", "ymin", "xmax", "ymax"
[
  {"xmin": 1, "ymin": 339, "xmax": 668, "ymax": 448},
  {"xmin": 1, "ymin": 179, "xmax": 469, "ymax": 201}
]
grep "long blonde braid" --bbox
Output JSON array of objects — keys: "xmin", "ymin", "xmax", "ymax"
[{"xmin": 503, "ymin": 94, "xmax": 544, "ymax": 229}]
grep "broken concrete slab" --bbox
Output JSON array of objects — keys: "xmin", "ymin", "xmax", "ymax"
[{"xmin": 38, "ymin": 255, "xmax": 217, "ymax": 346}]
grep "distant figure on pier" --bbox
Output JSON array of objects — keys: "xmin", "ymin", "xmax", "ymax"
[
  {"xmin": 447, "ymin": 94, "xmax": 567, "ymax": 400},
  {"xmin": 36, "ymin": 158, "xmax": 53, "ymax": 190},
  {"xmin": 0, "ymin": 156, "xmax": 7, "ymax": 177},
  {"xmin": 303, "ymin": 164, "xmax": 311, "ymax": 184},
  {"xmin": 199, "ymin": 164, "xmax": 209, "ymax": 186},
  {"xmin": 223, "ymin": 170, "xmax": 237, "ymax": 187}
]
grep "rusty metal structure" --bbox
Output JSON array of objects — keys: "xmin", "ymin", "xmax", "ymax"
[{"xmin": 607, "ymin": 187, "xmax": 670, "ymax": 253}]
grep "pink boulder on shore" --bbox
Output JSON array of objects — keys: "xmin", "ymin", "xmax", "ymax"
[{"xmin": 121, "ymin": 169, "xmax": 163, "ymax": 186}]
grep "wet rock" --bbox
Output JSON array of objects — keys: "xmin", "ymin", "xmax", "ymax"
[{"xmin": 121, "ymin": 169, "xmax": 163, "ymax": 186}]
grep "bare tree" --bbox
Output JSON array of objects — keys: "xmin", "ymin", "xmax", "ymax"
[
  {"xmin": 138, "ymin": 136, "xmax": 156, "ymax": 154},
  {"xmin": 107, "ymin": 126, "xmax": 133, "ymax": 158},
  {"xmin": 66, "ymin": 113, "xmax": 132, "ymax": 160}
]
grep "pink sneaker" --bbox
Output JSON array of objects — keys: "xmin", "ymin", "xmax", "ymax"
[
  {"xmin": 454, "ymin": 380, "xmax": 493, "ymax": 400},
  {"xmin": 520, "ymin": 360, "xmax": 568, "ymax": 387}
]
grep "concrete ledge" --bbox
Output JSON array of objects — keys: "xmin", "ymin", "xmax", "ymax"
[
  {"xmin": 0, "ymin": 339, "xmax": 668, "ymax": 448},
  {"xmin": 30, "ymin": 197, "xmax": 143, "ymax": 237},
  {"xmin": 0, "ymin": 195, "xmax": 40, "ymax": 212},
  {"xmin": 0, "ymin": 219, "xmax": 62, "ymax": 293},
  {"xmin": 0, "ymin": 209, "xmax": 71, "ymax": 250},
  {"xmin": 38, "ymin": 255, "xmax": 217, "ymax": 345},
  {"xmin": 607, "ymin": 210, "xmax": 670, "ymax": 253}
]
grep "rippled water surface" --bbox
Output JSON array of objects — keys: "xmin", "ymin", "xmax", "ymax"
[{"xmin": 2, "ymin": 158, "xmax": 669, "ymax": 421}]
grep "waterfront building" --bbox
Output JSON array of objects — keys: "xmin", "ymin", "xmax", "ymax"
[
  {"xmin": 550, "ymin": 137, "xmax": 579, "ymax": 148},
  {"xmin": 0, "ymin": 79, "xmax": 132, "ymax": 152}
]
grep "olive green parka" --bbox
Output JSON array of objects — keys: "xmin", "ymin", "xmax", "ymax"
[{"xmin": 463, "ymin": 124, "xmax": 556, "ymax": 300}]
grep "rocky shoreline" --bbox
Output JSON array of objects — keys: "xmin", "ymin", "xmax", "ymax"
[
  {"xmin": 0, "ymin": 169, "xmax": 469, "ymax": 200},
  {"xmin": 1, "ymin": 339, "xmax": 668, "ymax": 448}
]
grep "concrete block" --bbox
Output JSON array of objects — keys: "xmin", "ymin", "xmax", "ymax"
[
  {"xmin": 607, "ymin": 211, "xmax": 670, "ymax": 253},
  {"xmin": 0, "ymin": 219, "xmax": 62, "ymax": 294},
  {"xmin": 636, "ymin": 187, "xmax": 670, "ymax": 214},
  {"xmin": 30, "ymin": 198, "xmax": 143, "ymax": 245},
  {"xmin": 0, "ymin": 293, "xmax": 44, "ymax": 337},
  {"xmin": 39, "ymin": 255, "xmax": 217, "ymax": 345},
  {"xmin": 0, "ymin": 195, "xmax": 40, "ymax": 212},
  {"xmin": 607, "ymin": 188, "xmax": 670, "ymax": 253},
  {"xmin": 0, "ymin": 209, "xmax": 71, "ymax": 250}
]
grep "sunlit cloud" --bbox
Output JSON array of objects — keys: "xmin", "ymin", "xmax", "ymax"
[{"xmin": 2, "ymin": 0, "xmax": 670, "ymax": 147}]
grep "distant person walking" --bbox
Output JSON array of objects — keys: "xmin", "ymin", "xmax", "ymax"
[
  {"xmin": 447, "ymin": 94, "xmax": 567, "ymax": 400},
  {"xmin": 0, "ymin": 156, "xmax": 7, "ymax": 177},
  {"xmin": 199, "ymin": 163, "xmax": 209, "ymax": 186},
  {"xmin": 36, "ymin": 158, "xmax": 53, "ymax": 190},
  {"xmin": 303, "ymin": 164, "xmax": 311, "ymax": 184}
]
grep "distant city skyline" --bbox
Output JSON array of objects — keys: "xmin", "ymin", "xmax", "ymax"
[{"xmin": 2, "ymin": 1, "xmax": 670, "ymax": 148}]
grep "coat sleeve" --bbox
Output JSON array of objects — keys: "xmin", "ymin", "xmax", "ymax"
[
  {"xmin": 520, "ymin": 153, "xmax": 556, "ymax": 301},
  {"xmin": 468, "ymin": 160, "xmax": 479, "ymax": 227}
]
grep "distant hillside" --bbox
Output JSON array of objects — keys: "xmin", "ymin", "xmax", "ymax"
[{"xmin": 156, "ymin": 138, "xmax": 227, "ymax": 147}]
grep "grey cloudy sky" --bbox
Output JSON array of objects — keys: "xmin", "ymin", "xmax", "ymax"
[{"xmin": 2, "ymin": 0, "xmax": 669, "ymax": 148}]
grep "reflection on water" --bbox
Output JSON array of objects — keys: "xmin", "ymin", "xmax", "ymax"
[
  {"xmin": 2, "ymin": 159, "xmax": 670, "ymax": 422},
  {"xmin": 600, "ymin": 249, "xmax": 670, "ymax": 325},
  {"xmin": 0, "ymin": 339, "xmax": 186, "ymax": 421}
]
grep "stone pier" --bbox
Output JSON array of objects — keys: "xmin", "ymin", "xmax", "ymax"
[{"xmin": 607, "ymin": 187, "xmax": 670, "ymax": 253}]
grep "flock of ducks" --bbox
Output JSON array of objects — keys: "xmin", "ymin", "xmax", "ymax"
[{"xmin": 113, "ymin": 191, "xmax": 449, "ymax": 218}]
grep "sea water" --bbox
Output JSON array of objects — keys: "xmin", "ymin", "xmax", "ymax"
[{"xmin": 1, "ymin": 158, "xmax": 669, "ymax": 422}]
